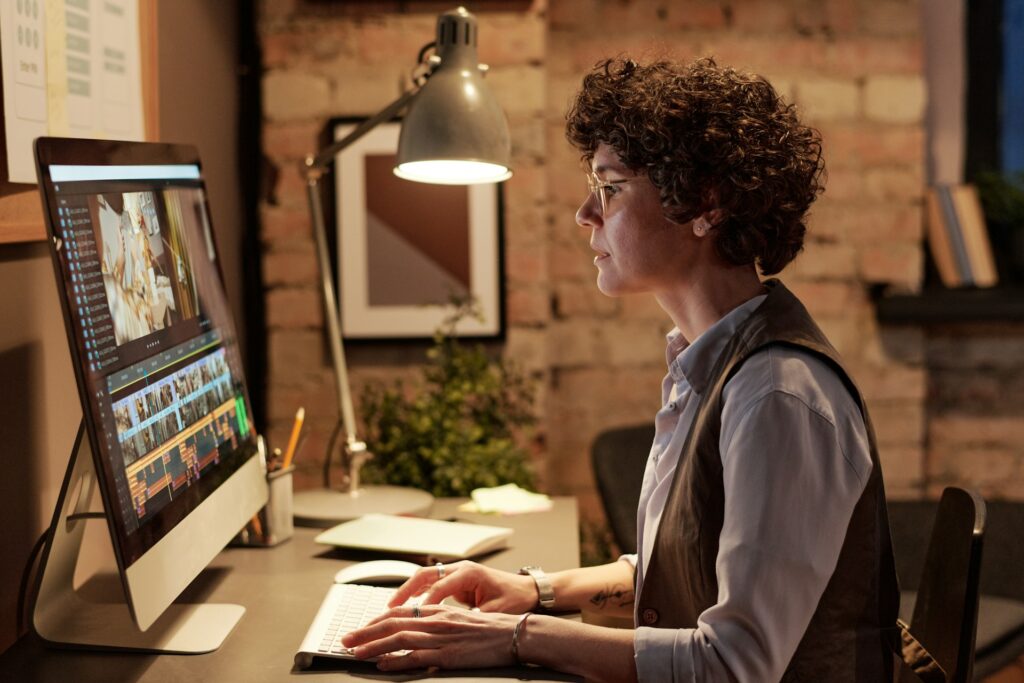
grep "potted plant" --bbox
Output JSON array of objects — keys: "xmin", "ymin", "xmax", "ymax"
[{"xmin": 358, "ymin": 301, "xmax": 537, "ymax": 497}]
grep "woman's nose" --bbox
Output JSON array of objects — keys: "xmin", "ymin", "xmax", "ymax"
[{"xmin": 576, "ymin": 191, "xmax": 601, "ymax": 229}]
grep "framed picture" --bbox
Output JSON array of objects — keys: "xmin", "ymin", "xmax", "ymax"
[{"xmin": 331, "ymin": 119, "xmax": 504, "ymax": 340}]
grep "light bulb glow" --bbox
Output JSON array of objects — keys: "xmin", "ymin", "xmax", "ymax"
[{"xmin": 394, "ymin": 160, "xmax": 512, "ymax": 185}]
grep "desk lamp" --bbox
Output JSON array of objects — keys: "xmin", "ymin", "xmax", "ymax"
[{"xmin": 291, "ymin": 6, "xmax": 512, "ymax": 527}]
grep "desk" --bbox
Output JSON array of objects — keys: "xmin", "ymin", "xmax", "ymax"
[{"xmin": 0, "ymin": 498, "xmax": 580, "ymax": 682}]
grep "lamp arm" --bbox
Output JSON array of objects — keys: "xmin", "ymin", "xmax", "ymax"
[
  {"xmin": 300, "ymin": 84, "xmax": 423, "ymax": 489},
  {"xmin": 307, "ymin": 87, "xmax": 420, "ymax": 170}
]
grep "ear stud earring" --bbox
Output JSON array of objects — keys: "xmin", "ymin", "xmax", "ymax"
[{"xmin": 693, "ymin": 217, "xmax": 711, "ymax": 236}]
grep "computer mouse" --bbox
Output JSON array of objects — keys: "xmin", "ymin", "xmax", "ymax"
[{"xmin": 333, "ymin": 559, "xmax": 423, "ymax": 585}]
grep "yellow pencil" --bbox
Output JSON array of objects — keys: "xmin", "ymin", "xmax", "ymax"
[{"xmin": 282, "ymin": 407, "xmax": 305, "ymax": 469}]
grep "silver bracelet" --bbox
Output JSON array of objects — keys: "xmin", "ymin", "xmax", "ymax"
[{"xmin": 511, "ymin": 612, "xmax": 532, "ymax": 663}]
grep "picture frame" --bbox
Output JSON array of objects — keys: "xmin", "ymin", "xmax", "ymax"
[{"xmin": 331, "ymin": 118, "xmax": 505, "ymax": 340}]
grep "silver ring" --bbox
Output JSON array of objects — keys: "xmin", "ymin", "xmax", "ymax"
[
  {"xmin": 412, "ymin": 605, "xmax": 421, "ymax": 618},
  {"xmin": 436, "ymin": 562, "xmax": 445, "ymax": 579}
]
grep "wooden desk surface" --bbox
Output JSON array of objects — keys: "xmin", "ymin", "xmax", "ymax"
[{"xmin": 0, "ymin": 498, "xmax": 580, "ymax": 682}]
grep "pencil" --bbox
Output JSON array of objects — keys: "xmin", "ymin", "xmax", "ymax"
[{"xmin": 282, "ymin": 407, "xmax": 305, "ymax": 469}]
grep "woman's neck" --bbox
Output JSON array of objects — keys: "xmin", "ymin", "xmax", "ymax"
[{"xmin": 655, "ymin": 265, "xmax": 765, "ymax": 344}]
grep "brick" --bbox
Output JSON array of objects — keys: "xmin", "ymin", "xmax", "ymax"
[
  {"xmin": 486, "ymin": 65, "xmax": 545, "ymax": 117},
  {"xmin": 829, "ymin": 39, "xmax": 923, "ymax": 78},
  {"xmin": 878, "ymin": 445, "xmax": 925, "ymax": 491},
  {"xmin": 548, "ymin": 320, "xmax": 600, "ymax": 367},
  {"xmin": 820, "ymin": 124, "xmax": 925, "ymax": 168},
  {"xmin": 870, "ymin": 400, "xmax": 925, "ymax": 446},
  {"xmin": 505, "ymin": 245, "xmax": 547, "ymax": 285},
  {"xmin": 266, "ymin": 287, "xmax": 324, "ymax": 328},
  {"xmin": 859, "ymin": 242, "xmax": 922, "ymax": 288},
  {"xmin": 930, "ymin": 415, "xmax": 1024, "ymax": 447},
  {"xmin": 861, "ymin": 1, "xmax": 921, "ymax": 37},
  {"xmin": 260, "ymin": 205, "xmax": 311, "ymax": 244},
  {"xmin": 796, "ymin": 78, "xmax": 860, "ymax": 122},
  {"xmin": 863, "ymin": 166, "xmax": 925, "ymax": 202},
  {"xmin": 783, "ymin": 242, "xmax": 858, "ymax": 280},
  {"xmin": 730, "ymin": 0, "xmax": 794, "ymax": 33},
  {"xmin": 815, "ymin": 314, "xmax": 868, "ymax": 360},
  {"xmin": 785, "ymin": 279, "xmax": 865, "ymax": 318},
  {"xmin": 272, "ymin": 161, "xmax": 310, "ymax": 209},
  {"xmin": 504, "ymin": 327, "xmax": 549, "ymax": 376},
  {"xmin": 263, "ymin": 121, "xmax": 323, "ymax": 162},
  {"xmin": 263, "ymin": 69, "xmax": 331, "ymax": 122},
  {"xmin": 928, "ymin": 330, "xmax": 1024, "ymax": 370},
  {"xmin": 808, "ymin": 203, "xmax": 924, "ymax": 246},
  {"xmin": 509, "ymin": 115, "xmax": 546, "ymax": 164},
  {"xmin": 477, "ymin": 14, "xmax": 545, "ymax": 67},
  {"xmin": 820, "ymin": 167, "xmax": 864, "ymax": 202},
  {"xmin": 865, "ymin": 325, "xmax": 926, "ymax": 366},
  {"xmin": 506, "ymin": 286, "xmax": 550, "ymax": 326},
  {"xmin": 822, "ymin": 0, "xmax": 858, "ymax": 36},
  {"xmin": 864, "ymin": 75, "xmax": 927, "ymax": 124},
  {"xmin": 266, "ymin": 329, "xmax": 325, "ymax": 382},
  {"xmin": 549, "ymin": 242, "xmax": 591, "ymax": 281},
  {"xmin": 708, "ymin": 38, "xmax": 828, "ymax": 74},
  {"xmin": 852, "ymin": 362, "xmax": 927, "ymax": 402},
  {"xmin": 329, "ymin": 62, "xmax": 405, "ymax": 117},
  {"xmin": 263, "ymin": 245, "xmax": 319, "ymax": 286},
  {"xmin": 351, "ymin": 16, "xmax": 436, "ymax": 64},
  {"xmin": 659, "ymin": 1, "xmax": 728, "ymax": 31},
  {"xmin": 926, "ymin": 446, "xmax": 1022, "ymax": 498}
]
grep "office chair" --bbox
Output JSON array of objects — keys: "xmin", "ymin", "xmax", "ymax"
[
  {"xmin": 897, "ymin": 487, "xmax": 986, "ymax": 683},
  {"xmin": 590, "ymin": 424, "xmax": 654, "ymax": 554},
  {"xmin": 890, "ymin": 497, "xmax": 1024, "ymax": 679}
]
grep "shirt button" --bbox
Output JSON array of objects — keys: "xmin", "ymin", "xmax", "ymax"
[
  {"xmin": 641, "ymin": 608, "xmax": 659, "ymax": 625},
  {"xmin": 667, "ymin": 401, "xmax": 677, "ymax": 411}
]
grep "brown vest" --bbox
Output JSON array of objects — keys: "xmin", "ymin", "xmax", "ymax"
[{"xmin": 636, "ymin": 280, "xmax": 899, "ymax": 682}]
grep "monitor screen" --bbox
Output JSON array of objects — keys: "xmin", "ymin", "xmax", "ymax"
[{"xmin": 36, "ymin": 139, "xmax": 259, "ymax": 569}]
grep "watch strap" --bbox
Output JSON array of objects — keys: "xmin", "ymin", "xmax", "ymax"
[{"xmin": 519, "ymin": 565, "xmax": 555, "ymax": 609}]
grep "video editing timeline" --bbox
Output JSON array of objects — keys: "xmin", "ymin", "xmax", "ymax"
[
  {"xmin": 106, "ymin": 333, "xmax": 251, "ymax": 528},
  {"xmin": 55, "ymin": 199, "xmax": 121, "ymax": 374}
]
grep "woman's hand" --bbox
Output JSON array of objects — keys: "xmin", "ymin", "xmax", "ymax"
[
  {"xmin": 387, "ymin": 561, "xmax": 538, "ymax": 614},
  {"xmin": 341, "ymin": 603, "xmax": 521, "ymax": 671}
]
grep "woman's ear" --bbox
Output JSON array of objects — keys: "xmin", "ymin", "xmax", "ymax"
[{"xmin": 705, "ymin": 208, "xmax": 726, "ymax": 226}]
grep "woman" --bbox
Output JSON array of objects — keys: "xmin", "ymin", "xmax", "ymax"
[{"xmin": 342, "ymin": 57, "xmax": 899, "ymax": 682}]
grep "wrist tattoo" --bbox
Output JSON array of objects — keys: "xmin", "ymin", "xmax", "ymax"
[{"xmin": 589, "ymin": 583, "xmax": 634, "ymax": 610}]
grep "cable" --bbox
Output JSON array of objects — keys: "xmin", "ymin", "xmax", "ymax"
[{"xmin": 17, "ymin": 529, "xmax": 51, "ymax": 637}]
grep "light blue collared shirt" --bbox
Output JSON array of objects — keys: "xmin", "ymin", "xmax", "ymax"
[{"xmin": 622, "ymin": 294, "xmax": 873, "ymax": 683}]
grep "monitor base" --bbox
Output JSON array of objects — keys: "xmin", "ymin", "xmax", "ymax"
[
  {"xmin": 32, "ymin": 423, "xmax": 247, "ymax": 653},
  {"xmin": 292, "ymin": 486, "xmax": 434, "ymax": 528},
  {"xmin": 38, "ymin": 599, "xmax": 244, "ymax": 654}
]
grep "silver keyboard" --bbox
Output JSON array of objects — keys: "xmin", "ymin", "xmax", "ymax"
[{"xmin": 295, "ymin": 583, "xmax": 412, "ymax": 668}]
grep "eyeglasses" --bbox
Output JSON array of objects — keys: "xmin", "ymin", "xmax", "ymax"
[{"xmin": 585, "ymin": 170, "xmax": 636, "ymax": 214}]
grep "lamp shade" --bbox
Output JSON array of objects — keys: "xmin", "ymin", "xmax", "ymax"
[{"xmin": 394, "ymin": 7, "xmax": 512, "ymax": 185}]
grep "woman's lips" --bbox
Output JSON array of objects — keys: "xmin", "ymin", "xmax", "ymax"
[{"xmin": 593, "ymin": 250, "xmax": 610, "ymax": 263}]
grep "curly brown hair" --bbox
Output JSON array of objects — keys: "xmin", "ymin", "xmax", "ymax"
[{"xmin": 565, "ymin": 57, "xmax": 824, "ymax": 275}]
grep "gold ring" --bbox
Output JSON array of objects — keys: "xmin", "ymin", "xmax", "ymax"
[{"xmin": 436, "ymin": 562, "xmax": 445, "ymax": 579}]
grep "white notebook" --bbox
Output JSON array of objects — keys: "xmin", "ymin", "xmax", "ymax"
[{"xmin": 314, "ymin": 514, "xmax": 514, "ymax": 561}]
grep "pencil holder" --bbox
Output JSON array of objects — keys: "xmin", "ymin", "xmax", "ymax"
[{"xmin": 234, "ymin": 465, "xmax": 295, "ymax": 547}]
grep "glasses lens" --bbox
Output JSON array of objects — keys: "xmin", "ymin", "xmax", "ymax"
[{"xmin": 586, "ymin": 173, "xmax": 607, "ymax": 214}]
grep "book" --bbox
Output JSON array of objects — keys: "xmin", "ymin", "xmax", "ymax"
[
  {"xmin": 926, "ymin": 184, "xmax": 998, "ymax": 288},
  {"xmin": 314, "ymin": 513, "xmax": 514, "ymax": 562}
]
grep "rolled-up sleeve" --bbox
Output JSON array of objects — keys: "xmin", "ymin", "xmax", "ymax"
[{"xmin": 634, "ymin": 388, "xmax": 870, "ymax": 682}]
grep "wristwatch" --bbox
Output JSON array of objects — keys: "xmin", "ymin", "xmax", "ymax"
[{"xmin": 518, "ymin": 565, "xmax": 555, "ymax": 610}]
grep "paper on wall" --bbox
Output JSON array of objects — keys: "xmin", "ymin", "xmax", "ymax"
[{"xmin": 1, "ymin": 0, "xmax": 145, "ymax": 184}]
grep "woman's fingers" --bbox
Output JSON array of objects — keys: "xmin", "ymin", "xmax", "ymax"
[
  {"xmin": 388, "ymin": 562, "xmax": 464, "ymax": 607},
  {"xmin": 351, "ymin": 629, "xmax": 440, "ymax": 661}
]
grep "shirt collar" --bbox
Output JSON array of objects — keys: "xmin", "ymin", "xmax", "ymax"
[{"xmin": 666, "ymin": 293, "xmax": 768, "ymax": 394}]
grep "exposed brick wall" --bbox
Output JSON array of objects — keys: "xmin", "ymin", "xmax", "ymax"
[
  {"xmin": 256, "ymin": 1, "xmax": 936, "ymax": 520},
  {"xmin": 927, "ymin": 324, "xmax": 1024, "ymax": 500}
]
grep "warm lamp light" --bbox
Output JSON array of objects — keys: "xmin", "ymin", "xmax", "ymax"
[{"xmin": 291, "ymin": 6, "xmax": 512, "ymax": 527}]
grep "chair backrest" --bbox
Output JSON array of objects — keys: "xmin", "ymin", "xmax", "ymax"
[
  {"xmin": 900, "ymin": 487, "xmax": 986, "ymax": 683},
  {"xmin": 590, "ymin": 424, "xmax": 654, "ymax": 554}
]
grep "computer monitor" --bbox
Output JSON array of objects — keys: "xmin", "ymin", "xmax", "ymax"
[{"xmin": 31, "ymin": 137, "xmax": 268, "ymax": 653}]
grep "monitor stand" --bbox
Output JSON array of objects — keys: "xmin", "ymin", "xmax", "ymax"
[{"xmin": 32, "ymin": 422, "xmax": 244, "ymax": 654}]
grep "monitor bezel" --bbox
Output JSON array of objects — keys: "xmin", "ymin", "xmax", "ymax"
[{"xmin": 35, "ymin": 137, "xmax": 260, "ymax": 578}]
